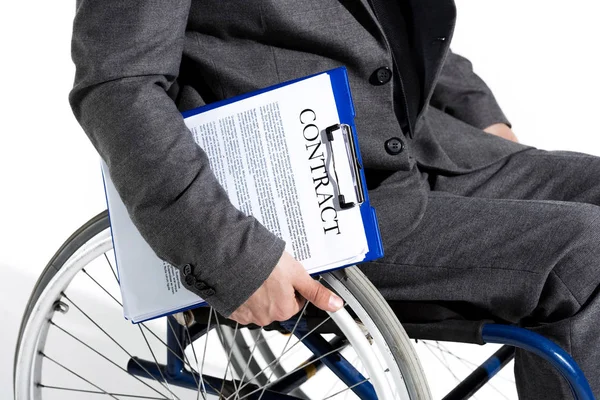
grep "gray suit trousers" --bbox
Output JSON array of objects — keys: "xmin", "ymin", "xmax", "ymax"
[{"xmin": 361, "ymin": 148, "xmax": 600, "ymax": 399}]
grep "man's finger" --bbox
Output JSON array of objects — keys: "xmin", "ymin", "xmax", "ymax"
[{"xmin": 295, "ymin": 275, "xmax": 343, "ymax": 312}]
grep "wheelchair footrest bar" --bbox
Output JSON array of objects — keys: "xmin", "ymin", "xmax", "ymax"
[
  {"xmin": 482, "ymin": 324, "xmax": 595, "ymax": 400},
  {"xmin": 441, "ymin": 345, "xmax": 514, "ymax": 400},
  {"xmin": 127, "ymin": 357, "xmax": 302, "ymax": 399}
]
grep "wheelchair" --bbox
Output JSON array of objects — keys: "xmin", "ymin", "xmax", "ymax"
[{"xmin": 13, "ymin": 211, "xmax": 595, "ymax": 399}]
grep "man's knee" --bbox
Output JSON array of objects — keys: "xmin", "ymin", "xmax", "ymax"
[
  {"xmin": 541, "ymin": 203, "xmax": 600, "ymax": 320},
  {"xmin": 559, "ymin": 203, "xmax": 600, "ymax": 258}
]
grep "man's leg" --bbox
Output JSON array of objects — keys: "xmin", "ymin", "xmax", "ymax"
[
  {"xmin": 431, "ymin": 149, "xmax": 600, "ymax": 205},
  {"xmin": 362, "ymin": 149, "xmax": 600, "ymax": 399},
  {"xmin": 435, "ymin": 149, "xmax": 600, "ymax": 398}
]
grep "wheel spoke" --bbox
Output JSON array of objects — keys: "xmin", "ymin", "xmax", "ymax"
[
  {"xmin": 82, "ymin": 267, "xmax": 122, "ymax": 307},
  {"xmin": 256, "ymin": 299, "xmax": 312, "ymax": 400},
  {"xmin": 105, "ymin": 253, "xmax": 120, "ymax": 284},
  {"xmin": 198, "ymin": 307, "xmax": 214, "ymax": 397},
  {"xmin": 50, "ymin": 321, "xmax": 169, "ymax": 399},
  {"xmin": 322, "ymin": 351, "xmax": 357, "ymax": 399},
  {"xmin": 217, "ymin": 315, "xmax": 240, "ymax": 396},
  {"xmin": 425, "ymin": 341, "xmax": 513, "ymax": 399},
  {"xmin": 38, "ymin": 384, "xmax": 166, "ymax": 399},
  {"xmin": 102, "ymin": 247, "xmax": 197, "ymax": 397},
  {"xmin": 322, "ymin": 376, "xmax": 371, "ymax": 400},
  {"xmin": 234, "ymin": 343, "xmax": 348, "ymax": 400},
  {"xmin": 233, "ymin": 332, "xmax": 260, "ymax": 400},
  {"xmin": 40, "ymin": 352, "xmax": 120, "ymax": 400},
  {"xmin": 138, "ymin": 326, "xmax": 179, "ymax": 400},
  {"xmin": 431, "ymin": 341, "xmax": 515, "ymax": 384},
  {"xmin": 228, "ymin": 311, "xmax": 336, "ymax": 398},
  {"xmin": 165, "ymin": 317, "xmax": 201, "ymax": 391},
  {"xmin": 241, "ymin": 277, "xmax": 326, "ymax": 399},
  {"xmin": 422, "ymin": 341, "xmax": 461, "ymax": 382},
  {"xmin": 179, "ymin": 313, "xmax": 206, "ymax": 400},
  {"xmin": 89, "ymin": 258, "xmax": 204, "ymax": 377},
  {"xmin": 60, "ymin": 293, "xmax": 181, "ymax": 400},
  {"xmin": 140, "ymin": 322, "xmax": 201, "ymax": 375}
]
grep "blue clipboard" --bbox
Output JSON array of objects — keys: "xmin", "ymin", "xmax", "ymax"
[
  {"xmin": 182, "ymin": 66, "xmax": 384, "ymax": 266},
  {"xmin": 104, "ymin": 67, "xmax": 384, "ymax": 323},
  {"xmin": 321, "ymin": 67, "xmax": 385, "ymax": 265}
]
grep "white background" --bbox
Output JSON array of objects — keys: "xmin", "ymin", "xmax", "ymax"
[{"xmin": 1, "ymin": 1, "xmax": 599, "ymax": 398}]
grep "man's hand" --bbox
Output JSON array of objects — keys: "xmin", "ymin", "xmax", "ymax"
[
  {"xmin": 484, "ymin": 123, "xmax": 519, "ymax": 143},
  {"xmin": 229, "ymin": 251, "xmax": 344, "ymax": 326}
]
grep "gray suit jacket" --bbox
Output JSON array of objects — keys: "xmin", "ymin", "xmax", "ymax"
[{"xmin": 69, "ymin": 0, "xmax": 528, "ymax": 316}]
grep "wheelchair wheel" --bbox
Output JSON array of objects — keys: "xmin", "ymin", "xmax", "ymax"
[{"xmin": 14, "ymin": 210, "xmax": 431, "ymax": 399}]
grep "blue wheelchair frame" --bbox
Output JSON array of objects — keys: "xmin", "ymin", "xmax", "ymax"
[{"xmin": 126, "ymin": 316, "xmax": 595, "ymax": 400}]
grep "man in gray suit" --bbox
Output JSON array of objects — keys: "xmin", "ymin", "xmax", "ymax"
[{"xmin": 69, "ymin": 0, "xmax": 599, "ymax": 398}]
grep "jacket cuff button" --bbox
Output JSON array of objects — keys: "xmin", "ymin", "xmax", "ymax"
[
  {"xmin": 184, "ymin": 274, "xmax": 196, "ymax": 286},
  {"xmin": 182, "ymin": 263, "xmax": 192, "ymax": 276},
  {"xmin": 203, "ymin": 288, "xmax": 216, "ymax": 297}
]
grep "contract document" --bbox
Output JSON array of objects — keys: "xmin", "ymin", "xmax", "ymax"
[{"xmin": 102, "ymin": 68, "xmax": 383, "ymax": 323}]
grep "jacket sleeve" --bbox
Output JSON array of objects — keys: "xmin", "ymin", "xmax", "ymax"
[
  {"xmin": 430, "ymin": 50, "xmax": 511, "ymax": 130},
  {"xmin": 69, "ymin": 0, "xmax": 285, "ymax": 317}
]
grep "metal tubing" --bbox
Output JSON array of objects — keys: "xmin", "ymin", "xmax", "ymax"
[
  {"xmin": 269, "ymin": 336, "xmax": 345, "ymax": 394},
  {"xmin": 482, "ymin": 324, "xmax": 595, "ymax": 400},
  {"xmin": 280, "ymin": 320, "xmax": 377, "ymax": 400},
  {"xmin": 127, "ymin": 357, "xmax": 301, "ymax": 399},
  {"xmin": 166, "ymin": 315, "xmax": 186, "ymax": 378},
  {"xmin": 441, "ymin": 345, "xmax": 515, "ymax": 400}
]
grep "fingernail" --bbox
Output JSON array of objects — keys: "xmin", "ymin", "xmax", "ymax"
[{"xmin": 329, "ymin": 294, "xmax": 343, "ymax": 310}]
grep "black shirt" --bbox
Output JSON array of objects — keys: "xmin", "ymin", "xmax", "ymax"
[{"xmin": 368, "ymin": 0, "xmax": 422, "ymax": 137}]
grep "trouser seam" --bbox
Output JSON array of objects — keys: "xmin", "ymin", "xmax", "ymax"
[{"xmin": 370, "ymin": 260, "xmax": 541, "ymax": 275}]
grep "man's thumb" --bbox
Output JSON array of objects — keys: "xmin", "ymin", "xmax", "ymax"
[{"xmin": 296, "ymin": 276, "xmax": 343, "ymax": 312}]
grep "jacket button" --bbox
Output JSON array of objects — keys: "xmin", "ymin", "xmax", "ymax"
[
  {"xmin": 385, "ymin": 137, "xmax": 404, "ymax": 155},
  {"xmin": 194, "ymin": 280, "xmax": 208, "ymax": 291},
  {"xmin": 370, "ymin": 67, "xmax": 392, "ymax": 85},
  {"xmin": 182, "ymin": 264, "xmax": 192, "ymax": 276},
  {"xmin": 184, "ymin": 274, "xmax": 196, "ymax": 286},
  {"xmin": 204, "ymin": 288, "xmax": 216, "ymax": 297}
]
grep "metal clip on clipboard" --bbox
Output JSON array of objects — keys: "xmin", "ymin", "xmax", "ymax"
[{"xmin": 325, "ymin": 123, "xmax": 365, "ymax": 210}]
